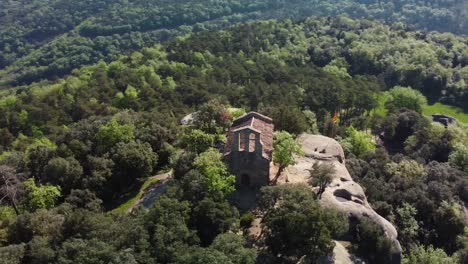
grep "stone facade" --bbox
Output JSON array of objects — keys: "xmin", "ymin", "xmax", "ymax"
[{"xmin": 224, "ymin": 112, "xmax": 274, "ymax": 187}]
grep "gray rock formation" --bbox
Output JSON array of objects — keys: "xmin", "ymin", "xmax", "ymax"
[{"xmin": 284, "ymin": 134, "xmax": 402, "ymax": 263}]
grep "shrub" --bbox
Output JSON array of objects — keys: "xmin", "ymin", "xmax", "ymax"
[{"xmin": 240, "ymin": 212, "xmax": 254, "ymax": 228}]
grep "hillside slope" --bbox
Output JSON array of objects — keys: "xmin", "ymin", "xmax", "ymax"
[{"xmin": 1, "ymin": 0, "xmax": 467, "ymax": 86}]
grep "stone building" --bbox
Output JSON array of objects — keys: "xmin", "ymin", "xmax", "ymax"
[{"xmin": 224, "ymin": 112, "xmax": 274, "ymax": 187}]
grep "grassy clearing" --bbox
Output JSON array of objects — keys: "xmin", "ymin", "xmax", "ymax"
[
  {"xmin": 423, "ymin": 103, "xmax": 468, "ymax": 124},
  {"xmin": 112, "ymin": 177, "xmax": 159, "ymax": 214},
  {"xmin": 373, "ymin": 93, "xmax": 468, "ymax": 124}
]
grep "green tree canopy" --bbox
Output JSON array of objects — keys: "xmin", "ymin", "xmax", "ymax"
[
  {"xmin": 193, "ymin": 148, "xmax": 235, "ymax": 197},
  {"xmin": 272, "ymin": 131, "xmax": 304, "ymax": 182},
  {"xmin": 111, "ymin": 141, "xmax": 157, "ymax": 188},
  {"xmin": 260, "ymin": 184, "xmax": 347, "ymax": 262},
  {"xmin": 194, "ymin": 100, "xmax": 232, "ymax": 134},
  {"xmin": 395, "ymin": 203, "xmax": 419, "ymax": 250},
  {"xmin": 403, "ymin": 245, "xmax": 453, "ymax": 264},
  {"xmin": 355, "ymin": 218, "xmax": 395, "ymax": 264},
  {"xmin": 145, "ymin": 196, "xmax": 198, "ymax": 263},
  {"xmin": 385, "ymin": 86, "xmax": 428, "ymax": 113},
  {"xmin": 385, "ymin": 159, "xmax": 426, "ymax": 179},
  {"xmin": 340, "ymin": 126, "xmax": 375, "ymax": 157},
  {"xmin": 190, "ymin": 197, "xmax": 239, "ymax": 245},
  {"xmin": 96, "ymin": 119, "xmax": 134, "ymax": 153},
  {"xmin": 44, "ymin": 157, "xmax": 83, "ymax": 194},
  {"xmin": 176, "ymin": 247, "xmax": 232, "ymax": 264},
  {"xmin": 23, "ymin": 179, "xmax": 61, "ymax": 211},
  {"xmin": 308, "ymin": 161, "xmax": 335, "ymax": 199},
  {"xmin": 449, "ymin": 144, "xmax": 468, "ymax": 174},
  {"xmin": 210, "ymin": 233, "xmax": 256, "ymax": 264},
  {"xmin": 263, "ymin": 106, "xmax": 307, "ymax": 135},
  {"xmin": 181, "ymin": 129, "xmax": 215, "ymax": 154}
]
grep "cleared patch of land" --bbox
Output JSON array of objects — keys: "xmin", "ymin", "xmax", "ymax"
[
  {"xmin": 374, "ymin": 94, "xmax": 468, "ymax": 124},
  {"xmin": 423, "ymin": 103, "xmax": 468, "ymax": 124}
]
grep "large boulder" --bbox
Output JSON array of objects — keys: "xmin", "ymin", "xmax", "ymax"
[{"xmin": 283, "ymin": 134, "xmax": 402, "ymax": 262}]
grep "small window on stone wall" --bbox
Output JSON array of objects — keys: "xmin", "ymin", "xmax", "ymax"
[
  {"xmin": 249, "ymin": 133, "xmax": 256, "ymax": 152},
  {"xmin": 238, "ymin": 133, "xmax": 245, "ymax": 151}
]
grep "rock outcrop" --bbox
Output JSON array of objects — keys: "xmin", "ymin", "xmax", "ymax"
[{"xmin": 283, "ymin": 134, "xmax": 402, "ymax": 263}]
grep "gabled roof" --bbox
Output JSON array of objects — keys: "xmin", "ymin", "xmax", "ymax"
[{"xmin": 224, "ymin": 112, "xmax": 274, "ymax": 159}]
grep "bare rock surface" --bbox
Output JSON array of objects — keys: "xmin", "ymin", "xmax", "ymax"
[
  {"xmin": 130, "ymin": 171, "xmax": 171, "ymax": 212},
  {"xmin": 331, "ymin": 241, "xmax": 353, "ymax": 264},
  {"xmin": 283, "ymin": 134, "xmax": 402, "ymax": 258}
]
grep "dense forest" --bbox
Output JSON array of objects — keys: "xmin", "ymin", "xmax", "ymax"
[
  {"xmin": 0, "ymin": 0, "xmax": 467, "ymax": 87},
  {"xmin": 0, "ymin": 15, "xmax": 468, "ymax": 263}
]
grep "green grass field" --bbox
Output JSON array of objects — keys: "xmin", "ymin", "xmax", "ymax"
[
  {"xmin": 423, "ymin": 103, "xmax": 468, "ymax": 124},
  {"xmin": 374, "ymin": 93, "xmax": 468, "ymax": 124}
]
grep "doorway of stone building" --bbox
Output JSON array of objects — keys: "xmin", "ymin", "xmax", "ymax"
[{"xmin": 241, "ymin": 173, "xmax": 250, "ymax": 186}]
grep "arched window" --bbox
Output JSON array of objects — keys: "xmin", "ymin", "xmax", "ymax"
[
  {"xmin": 238, "ymin": 133, "xmax": 245, "ymax": 151},
  {"xmin": 249, "ymin": 133, "xmax": 256, "ymax": 152}
]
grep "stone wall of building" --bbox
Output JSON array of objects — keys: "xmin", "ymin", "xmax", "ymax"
[{"xmin": 226, "ymin": 128, "xmax": 270, "ymax": 187}]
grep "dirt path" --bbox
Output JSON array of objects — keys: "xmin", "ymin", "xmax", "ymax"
[{"xmin": 332, "ymin": 241, "xmax": 353, "ymax": 264}]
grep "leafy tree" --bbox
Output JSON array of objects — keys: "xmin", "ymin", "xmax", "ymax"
[
  {"xmin": 57, "ymin": 238, "xmax": 135, "ymax": 264},
  {"xmin": 432, "ymin": 201, "xmax": 466, "ymax": 254},
  {"xmin": 23, "ymin": 179, "xmax": 61, "ymax": 211},
  {"xmin": 210, "ymin": 233, "xmax": 256, "ymax": 264},
  {"xmin": 194, "ymin": 100, "xmax": 232, "ymax": 134},
  {"xmin": 355, "ymin": 218, "xmax": 394, "ymax": 264},
  {"xmin": 308, "ymin": 161, "xmax": 335, "ymax": 199},
  {"xmin": 385, "ymin": 159, "xmax": 426, "ymax": 179},
  {"xmin": 381, "ymin": 109, "xmax": 428, "ymax": 147},
  {"xmin": 0, "ymin": 206, "xmax": 16, "ymax": 223},
  {"xmin": 135, "ymin": 122, "xmax": 173, "ymax": 154},
  {"xmin": 230, "ymin": 108, "xmax": 246, "ymax": 119},
  {"xmin": 181, "ymin": 129, "xmax": 215, "ymax": 154},
  {"xmin": 302, "ymin": 110, "xmax": 319, "ymax": 134},
  {"xmin": 272, "ymin": 131, "xmax": 303, "ymax": 182},
  {"xmin": 0, "ymin": 243, "xmax": 25, "ymax": 264},
  {"xmin": 176, "ymin": 247, "xmax": 232, "ymax": 264},
  {"xmin": 145, "ymin": 196, "xmax": 198, "ymax": 263},
  {"xmin": 191, "ymin": 197, "xmax": 239, "ymax": 245},
  {"xmin": 340, "ymin": 126, "xmax": 375, "ymax": 157},
  {"xmin": 44, "ymin": 157, "xmax": 83, "ymax": 194},
  {"xmin": 173, "ymin": 152, "xmax": 197, "ymax": 180},
  {"xmin": 26, "ymin": 146, "xmax": 55, "ymax": 180},
  {"xmin": 385, "ymin": 86, "xmax": 427, "ymax": 113},
  {"xmin": 260, "ymin": 184, "xmax": 347, "ymax": 262},
  {"xmin": 113, "ymin": 85, "xmax": 140, "ymax": 110},
  {"xmin": 323, "ymin": 64, "xmax": 351, "ymax": 79},
  {"xmin": 239, "ymin": 212, "xmax": 254, "ymax": 229},
  {"xmin": 111, "ymin": 141, "xmax": 157, "ymax": 188},
  {"xmin": 449, "ymin": 144, "xmax": 468, "ymax": 174},
  {"xmin": 263, "ymin": 106, "xmax": 307, "ymax": 135},
  {"xmin": 9, "ymin": 208, "xmax": 64, "ymax": 244},
  {"xmin": 27, "ymin": 236, "xmax": 55, "ymax": 264},
  {"xmin": 96, "ymin": 119, "xmax": 134, "ymax": 153},
  {"xmin": 64, "ymin": 189, "xmax": 103, "ymax": 212},
  {"xmin": 176, "ymin": 169, "xmax": 210, "ymax": 203},
  {"xmin": 403, "ymin": 245, "xmax": 453, "ymax": 264},
  {"xmin": 0, "ymin": 166, "xmax": 24, "ymax": 215},
  {"xmin": 193, "ymin": 148, "xmax": 235, "ymax": 197},
  {"xmin": 395, "ymin": 203, "xmax": 419, "ymax": 249}
]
